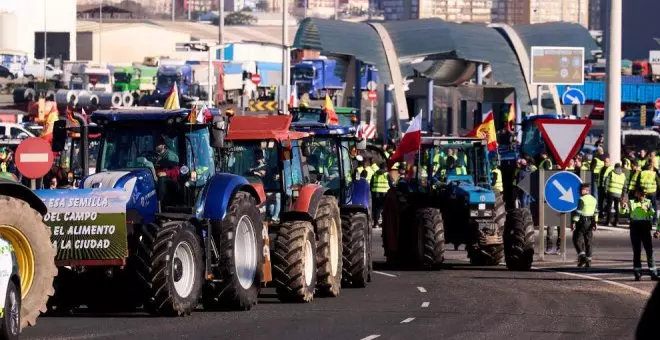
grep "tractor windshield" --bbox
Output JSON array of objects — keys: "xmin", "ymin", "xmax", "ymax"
[
  {"xmin": 521, "ymin": 120, "xmax": 544, "ymax": 157},
  {"xmin": 304, "ymin": 137, "xmax": 342, "ymax": 190},
  {"xmin": 226, "ymin": 140, "xmax": 281, "ymax": 191},
  {"xmin": 418, "ymin": 142, "xmax": 489, "ymax": 187},
  {"xmin": 113, "ymin": 72, "xmax": 132, "ymax": 83},
  {"xmin": 99, "ymin": 126, "xmax": 180, "ymax": 174},
  {"xmin": 185, "ymin": 127, "xmax": 215, "ymax": 186}
]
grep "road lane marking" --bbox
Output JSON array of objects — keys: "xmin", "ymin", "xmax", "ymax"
[
  {"xmin": 421, "ymin": 301, "xmax": 430, "ymax": 308},
  {"xmin": 361, "ymin": 335, "xmax": 381, "ymax": 340},
  {"xmin": 373, "ymin": 270, "xmax": 397, "ymax": 277},
  {"xmin": 401, "ymin": 317, "xmax": 415, "ymax": 323},
  {"xmin": 535, "ymin": 267, "xmax": 651, "ymax": 297},
  {"xmin": 417, "ymin": 286, "xmax": 427, "ymax": 293}
]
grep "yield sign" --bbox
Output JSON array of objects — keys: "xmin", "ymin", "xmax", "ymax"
[{"xmin": 535, "ymin": 118, "xmax": 592, "ymax": 169}]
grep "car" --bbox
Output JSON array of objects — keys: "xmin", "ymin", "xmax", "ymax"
[
  {"xmin": 0, "ymin": 66, "xmax": 14, "ymax": 80},
  {"xmin": 0, "ymin": 237, "xmax": 20, "ymax": 340}
]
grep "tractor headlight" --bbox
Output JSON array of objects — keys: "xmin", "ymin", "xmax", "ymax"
[
  {"xmin": 470, "ymin": 210, "xmax": 479, "ymax": 217},
  {"xmin": 483, "ymin": 210, "xmax": 494, "ymax": 217}
]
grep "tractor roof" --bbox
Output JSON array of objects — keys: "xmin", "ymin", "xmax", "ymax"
[
  {"xmin": 226, "ymin": 115, "xmax": 309, "ymax": 142},
  {"xmin": 421, "ymin": 136, "xmax": 486, "ymax": 146},
  {"xmin": 91, "ymin": 107, "xmax": 220, "ymax": 122},
  {"xmin": 290, "ymin": 121, "xmax": 356, "ymax": 136}
]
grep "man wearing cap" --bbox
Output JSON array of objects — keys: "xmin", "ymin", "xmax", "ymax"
[
  {"xmin": 572, "ymin": 183, "xmax": 598, "ymax": 267},
  {"xmin": 604, "ymin": 163, "xmax": 627, "ymax": 227}
]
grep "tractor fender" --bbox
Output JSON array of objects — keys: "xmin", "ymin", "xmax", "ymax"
[
  {"xmin": 346, "ymin": 178, "xmax": 371, "ymax": 211},
  {"xmin": 199, "ymin": 173, "xmax": 261, "ymax": 221},
  {"xmin": 281, "ymin": 184, "xmax": 327, "ymax": 223},
  {"xmin": 0, "ymin": 179, "xmax": 47, "ymax": 215}
]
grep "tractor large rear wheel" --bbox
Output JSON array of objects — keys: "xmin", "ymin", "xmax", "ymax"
[
  {"xmin": 315, "ymin": 196, "xmax": 342, "ymax": 297},
  {"xmin": 0, "ymin": 196, "xmax": 56, "ymax": 329},
  {"xmin": 203, "ymin": 192, "xmax": 263, "ymax": 310},
  {"xmin": 273, "ymin": 221, "xmax": 317, "ymax": 302},
  {"xmin": 414, "ymin": 208, "xmax": 445, "ymax": 268},
  {"xmin": 341, "ymin": 212, "xmax": 370, "ymax": 288},
  {"xmin": 133, "ymin": 221, "xmax": 203, "ymax": 316},
  {"xmin": 382, "ymin": 189, "xmax": 408, "ymax": 265},
  {"xmin": 504, "ymin": 208, "xmax": 535, "ymax": 271}
]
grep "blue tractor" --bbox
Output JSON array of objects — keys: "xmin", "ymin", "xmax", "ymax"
[
  {"xmin": 382, "ymin": 135, "xmax": 535, "ymax": 270},
  {"xmin": 290, "ymin": 109, "xmax": 373, "ymax": 288},
  {"xmin": 36, "ymin": 108, "xmax": 270, "ymax": 315}
]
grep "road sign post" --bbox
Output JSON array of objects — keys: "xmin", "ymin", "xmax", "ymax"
[
  {"xmin": 15, "ymin": 137, "xmax": 54, "ymax": 180},
  {"xmin": 538, "ymin": 169, "xmax": 545, "ymax": 262},
  {"xmin": 641, "ymin": 105, "xmax": 647, "ymax": 127},
  {"xmin": 536, "ymin": 119, "xmax": 592, "ymax": 169},
  {"xmin": 544, "ymin": 171, "xmax": 583, "ymax": 262}
]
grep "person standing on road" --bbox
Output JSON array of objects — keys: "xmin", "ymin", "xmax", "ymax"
[
  {"xmin": 572, "ymin": 183, "xmax": 598, "ymax": 268},
  {"xmin": 597, "ymin": 157, "xmax": 613, "ymax": 219},
  {"xmin": 638, "ymin": 162, "xmax": 660, "ymax": 226},
  {"xmin": 619, "ymin": 188, "xmax": 660, "ymax": 281},
  {"xmin": 604, "ymin": 163, "xmax": 627, "ymax": 227},
  {"xmin": 490, "ymin": 160, "xmax": 503, "ymax": 194},
  {"xmin": 371, "ymin": 162, "xmax": 390, "ymax": 228},
  {"xmin": 591, "ymin": 148, "xmax": 605, "ymax": 203}
]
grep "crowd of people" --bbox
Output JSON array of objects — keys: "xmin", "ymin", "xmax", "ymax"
[{"xmin": 512, "ymin": 137, "xmax": 660, "ymax": 279}]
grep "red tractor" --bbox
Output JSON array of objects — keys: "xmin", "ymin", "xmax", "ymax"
[{"xmin": 224, "ymin": 115, "xmax": 343, "ymax": 301}]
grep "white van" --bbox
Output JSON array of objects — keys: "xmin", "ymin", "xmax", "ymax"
[{"xmin": 24, "ymin": 61, "xmax": 63, "ymax": 81}]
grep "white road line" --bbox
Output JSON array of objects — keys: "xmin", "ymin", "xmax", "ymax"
[
  {"xmin": 401, "ymin": 317, "xmax": 415, "ymax": 323},
  {"xmin": 535, "ymin": 267, "xmax": 650, "ymax": 297},
  {"xmin": 360, "ymin": 335, "xmax": 381, "ymax": 340},
  {"xmin": 373, "ymin": 270, "xmax": 397, "ymax": 278},
  {"xmin": 421, "ymin": 301, "xmax": 430, "ymax": 308},
  {"xmin": 417, "ymin": 286, "xmax": 427, "ymax": 293}
]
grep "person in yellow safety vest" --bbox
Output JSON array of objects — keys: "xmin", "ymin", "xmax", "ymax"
[
  {"xmin": 619, "ymin": 187, "xmax": 660, "ymax": 281},
  {"xmin": 638, "ymin": 162, "xmax": 660, "ymax": 226},
  {"xmin": 371, "ymin": 162, "xmax": 390, "ymax": 227},
  {"xmin": 604, "ymin": 163, "xmax": 627, "ymax": 227},
  {"xmin": 382, "ymin": 144, "xmax": 391, "ymax": 160},
  {"xmin": 628, "ymin": 161, "xmax": 642, "ymax": 192},
  {"xmin": 597, "ymin": 157, "xmax": 612, "ymax": 218},
  {"xmin": 651, "ymin": 151, "xmax": 660, "ymax": 171},
  {"xmin": 490, "ymin": 161, "xmax": 503, "ymax": 193},
  {"xmin": 571, "ymin": 183, "xmax": 598, "ymax": 268},
  {"xmin": 590, "ymin": 150, "xmax": 605, "ymax": 202},
  {"xmin": 638, "ymin": 149, "xmax": 648, "ymax": 169},
  {"xmin": 444, "ymin": 157, "xmax": 467, "ymax": 178},
  {"xmin": 539, "ymin": 151, "xmax": 553, "ymax": 170},
  {"xmin": 0, "ymin": 148, "xmax": 16, "ymax": 178},
  {"xmin": 355, "ymin": 155, "xmax": 375, "ymax": 182}
]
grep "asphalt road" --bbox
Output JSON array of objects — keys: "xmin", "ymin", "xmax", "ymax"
[{"xmin": 22, "ymin": 227, "xmax": 653, "ymax": 340}]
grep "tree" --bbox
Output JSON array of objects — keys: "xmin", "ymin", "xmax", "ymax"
[
  {"xmin": 255, "ymin": 0, "xmax": 270, "ymax": 12},
  {"xmin": 215, "ymin": 12, "xmax": 257, "ymax": 25}
]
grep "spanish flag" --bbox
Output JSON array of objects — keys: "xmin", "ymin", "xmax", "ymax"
[
  {"xmin": 506, "ymin": 101, "xmax": 515, "ymax": 132},
  {"xmin": 40, "ymin": 102, "xmax": 60, "ymax": 143},
  {"xmin": 465, "ymin": 110, "xmax": 498, "ymax": 151},
  {"xmin": 163, "ymin": 82, "xmax": 180, "ymax": 109},
  {"xmin": 323, "ymin": 94, "xmax": 339, "ymax": 125},
  {"xmin": 187, "ymin": 105, "xmax": 198, "ymax": 123},
  {"xmin": 66, "ymin": 106, "xmax": 78, "ymax": 126}
]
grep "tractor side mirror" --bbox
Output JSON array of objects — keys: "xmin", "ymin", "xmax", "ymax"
[
  {"xmin": 51, "ymin": 120, "xmax": 67, "ymax": 152},
  {"xmin": 355, "ymin": 138, "xmax": 367, "ymax": 150},
  {"xmin": 210, "ymin": 116, "xmax": 227, "ymax": 148}
]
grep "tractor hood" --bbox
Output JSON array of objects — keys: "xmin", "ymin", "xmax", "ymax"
[
  {"xmin": 451, "ymin": 181, "xmax": 496, "ymax": 204},
  {"xmin": 33, "ymin": 169, "xmax": 158, "ymax": 266}
]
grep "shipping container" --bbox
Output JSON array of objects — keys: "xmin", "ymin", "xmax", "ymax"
[
  {"xmin": 256, "ymin": 62, "xmax": 282, "ymax": 88},
  {"xmin": 557, "ymin": 81, "xmax": 660, "ymax": 104},
  {"xmin": 217, "ymin": 42, "xmax": 283, "ymax": 63}
]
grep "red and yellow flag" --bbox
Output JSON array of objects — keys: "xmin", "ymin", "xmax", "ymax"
[
  {"xmin": 66, "ymin": 106, "xmax": 78, "ymax": 126},
  {"xmin": 506, "ymin": 101, "xmax": 515, "ymax": 131},
  {"xmin": 465, "ymin": 111, "xmax": 498, "ymax": 151},
  {"xmin": 323, "ymin": 94, "xmax": 339, "ymax": 125},
  {"xmin": 187, "ymin": 105, "xmax": 198, "ymax": 123}
]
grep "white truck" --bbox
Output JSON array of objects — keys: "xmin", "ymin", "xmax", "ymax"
[
  {"xmin": 23, "ymin": 60, "xmax": 62, "ymax": 81},
  {"xmin": 69, "ymin": 64, "xmax": 112, "ymax": 93},
  {"xmin": 649, "ymin": 50, "xmax": 660, "ymax": 82}
]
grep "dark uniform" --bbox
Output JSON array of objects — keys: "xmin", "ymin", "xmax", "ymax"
[
  {"xmin": 572, "ymin": 184, "xmax": 598, "ymax": 267},
  {"xmin": 620, "ymin": 190, "xmax": 659, "ymax": 281}
]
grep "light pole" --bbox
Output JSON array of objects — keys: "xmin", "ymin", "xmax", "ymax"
[
  {"xmin": 604, "ymin": 0, "xmax": 622, "ymax": 163},
  {"xmin": 219, "ymin": 0, "xmax": 224, "ymax": 61},
  {"xmin": 281, "ymin": 0, "xmax": 289, "ymax": 110},
  {"xmin": 43, "ymin": 0, "xmax": 47, "ymax": 83},
  {"xmin": 99, "ymin": 1, "xmax": 103, "ymax": 64}
]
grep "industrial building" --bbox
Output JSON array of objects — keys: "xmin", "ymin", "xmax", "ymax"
[{"xmin": 0, "ymin": 0, "xmax": 78, "ymax": 61}]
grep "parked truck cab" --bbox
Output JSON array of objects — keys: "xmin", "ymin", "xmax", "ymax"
[{"xmin": 70, "ymin": 65, "xmax": 112, "ymax": 92}]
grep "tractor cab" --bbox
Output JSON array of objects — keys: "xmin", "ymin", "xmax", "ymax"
[
  {"xmin": 414, "ymin": 136, "xmax": 492, "ymax": 193},
  {"xmin": 290, "ymin": 107, "xmax": 361, "ymax": 127},
  {"xmin": 53, "ymin": 124, "xmax": 102, "ymax": 187},
  {"xmin": 224, "ymin": 115, "xmax": 311, "ymax": 222}
]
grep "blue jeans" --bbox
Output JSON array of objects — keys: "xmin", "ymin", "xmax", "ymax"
[{"xmin": 267, "ymin": 192, "xmax": 281, "ymax": 222}]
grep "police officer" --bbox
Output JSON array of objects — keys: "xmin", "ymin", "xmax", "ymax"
[
  {"xmin": 620, "ymin": 188, "xmax": 659, "ymax": 281},
  {"xmin": 539, "ymin": 151, "xmax": 553, "ymax": 170},
  {"xmin": 571, "ymin": 183, "xmax": 598, "ymax": 268},
  {"xmin": 371, "ymin": 162, "xmax": 390, "ymax": 228},
  {"xmin": 490, "ymin": 160, "xmax": 503, "ymax": 193},
  {"xmin": 638, "ymin": 162, "xmax": 660, "ymax": 226},
  {"xmin": 591, "ymin": 148, "xmax": 605, "ymax": 202},
  {"xmin": 356, "ymin": 155, "xmax": 375, "ymax": 182},
  {"xmin": 597, "ymin": 157, "xmax": 613, "ymax": 218},
  {"xmin": 604, "ymin": 163, "xmax": 627, "ymax": 227}
]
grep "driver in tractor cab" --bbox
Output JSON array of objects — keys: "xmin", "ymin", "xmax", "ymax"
[
  {"xmin": 249, "ymin": 149, "xmax": 268, "ymax": 178},
  {"xmin": 154, "ymin": 141, "xmax": 180, "ymax": 181}
]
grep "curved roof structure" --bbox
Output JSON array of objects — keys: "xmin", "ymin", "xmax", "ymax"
[
  {"xmin": 293, "ymin": 18, "xmax": 393, "ymax": 84},
  {"xmin": 513, "ymin": 22, "xmax": 601, "ymax": 61}
]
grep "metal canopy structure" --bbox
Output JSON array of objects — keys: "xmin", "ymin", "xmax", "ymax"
[
  {"xmin": 513, "ymin": 22, "xmax": 601, "ymax": 61},
  {"xmin": 293, "ymin": 18, "xmax": 393, "ymax": 84}
]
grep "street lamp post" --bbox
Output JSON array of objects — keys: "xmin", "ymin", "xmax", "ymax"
[
  {"xmin": 43, "ymin": 0, "xmax": 47, "ymax": 83},
  {"xmin": 219, "ymin": 0, "xmax": 224, "ymax": 61},
  {"xmin": 281, "ymin": 0, "xmax": 289, "ymax": 110}
]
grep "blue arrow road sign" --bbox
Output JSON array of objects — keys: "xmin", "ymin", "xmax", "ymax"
[
  {"xmin": 544, "ymin": 171, "xmax": 583, "ymax": 213},
  {"xmin": 561, "ymin": 88, "xmax": 586, "ymax": 105}
]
